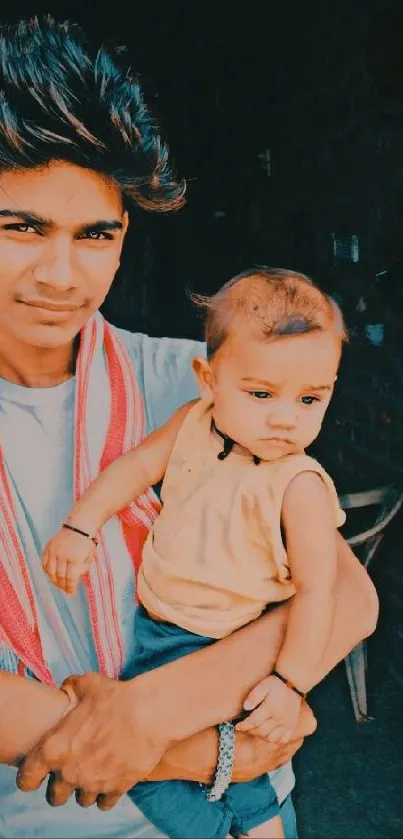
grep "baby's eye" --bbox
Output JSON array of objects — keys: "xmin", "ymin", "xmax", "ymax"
[
  {"xmin": 300, "ymin": 396, "xmax": 319, "ymax": 405},
  {"xmin": 250, "ymin": 391, "xmax": 271, "ymax": 399}
]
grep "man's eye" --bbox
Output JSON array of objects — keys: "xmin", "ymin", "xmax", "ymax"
[
  {"xmin": 4, "ymin": 223, "xmax": 37, "ymax": 233},
  {"xmin": 80, "ymin": 230, "xmax": 113, "ymax": 240},
  {"xmin": 250, "ymin": 391, "xmax": 271, "ymax": 399},
  {"xmin": 301, "ymin": 396, "xmax": 319, "ymax": 405}
]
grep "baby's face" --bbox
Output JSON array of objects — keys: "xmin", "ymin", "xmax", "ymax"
[{"xmin": 206, "ymin": 329, "xmax": 340, "ymax": 461}]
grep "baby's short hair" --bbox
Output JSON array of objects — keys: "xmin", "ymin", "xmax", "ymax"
[{"xmin": 192, "ymin": 267, "xmax": 347, "ymax": 358}]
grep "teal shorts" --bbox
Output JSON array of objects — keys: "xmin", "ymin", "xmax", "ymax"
[{"xmin": 126, "ymin": 605, "xmax": 280, "ymax": 838}]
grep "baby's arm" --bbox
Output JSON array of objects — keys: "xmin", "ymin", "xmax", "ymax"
[
  {"xmin": 272, "ymin": 470, "xmax": 339, "ymax": 690},
  {"xmin": 42, "ymin": 400, "xmax": 197, "ymax": 594},
  {"xmin": 237, "ymin": 470, "xmax": 338, "ymax": 742}
]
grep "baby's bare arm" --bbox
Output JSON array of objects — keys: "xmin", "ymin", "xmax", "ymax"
[
  {"xmin": 273, "ymin": 471, "xmax": 339, "ymax": 693},
  {"xmin": 42, "ymin": 400, "xmax": 197, "ymax": 594},
  {"xmin": 66, "ymin": 399, "xmax": 196, "ymax": 534}
]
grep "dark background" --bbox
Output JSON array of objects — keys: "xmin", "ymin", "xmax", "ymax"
[
  {"xmin": 7, "ymin": 0, "xmax": 403, "ymax": 494},
  {"xmin": 2, "ymin": 1, "xmax": 403, "ymax": 835}
]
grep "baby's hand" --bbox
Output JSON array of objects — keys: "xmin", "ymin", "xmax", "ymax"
[
  {"xmin": 42, "ymin": 527, "xmax": 97, "ymax": 595},
  {"xmin": 235, "ymin": 674, "xmax": 302, "ymax": 743}
]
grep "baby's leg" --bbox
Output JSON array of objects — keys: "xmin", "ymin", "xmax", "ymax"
[
  {"xmin": 245, "ymin": 813, "xmax": 284, "ymax": 837},
  {"xmin": 227, "ymin": 814, "xmax": 284, "ymax": 838},
  {"xmin": 224, "ymin": 774, "xmax": 284, "ymax": 839}
]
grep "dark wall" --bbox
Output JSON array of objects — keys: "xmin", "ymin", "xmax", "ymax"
[{"xmin": 2, "ymin": 0, "xmax": 403, "ymax": 490}]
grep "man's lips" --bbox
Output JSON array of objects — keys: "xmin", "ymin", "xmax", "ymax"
[
  {"xmin": 19, "ymin": 299, "xmax": 82, "ymax": 313},
  {"xmin": 18, "ymin": 300, "xmax": 82, "ymax": 318}
]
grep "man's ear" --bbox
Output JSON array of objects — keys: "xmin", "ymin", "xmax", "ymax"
[
  {"xmin": 115, "ymin": 210, "xmax": 129, "ymax": 271},
  {"xmin": 192, "ymin": 356, "xmax": 214, "ymax": 399},
  {"xmin": 122, "ymin": 209, "xmax": 129, "ymax": 237}
]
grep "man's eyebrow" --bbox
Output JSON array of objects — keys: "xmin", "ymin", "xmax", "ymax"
[
  {"xmin": 79, "ymin": 220, "xmax": 123, "ymax": 233},
  {"xmin": 0, "ymin": 209, "xmax": 50, "ymax": 226},
  {"xmin": 0, "ymin": 210, "xmax": 123, "ymax": 233}
]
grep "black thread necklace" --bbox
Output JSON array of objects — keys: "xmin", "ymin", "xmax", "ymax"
[{"xmin": 211, "ymin": 419, "xmax": 260, "ymax": 465}]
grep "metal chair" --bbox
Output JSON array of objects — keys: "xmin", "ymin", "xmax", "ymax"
[{"xmin": 339, "ymin": 485, "xmax": 403, "ymax": 722}]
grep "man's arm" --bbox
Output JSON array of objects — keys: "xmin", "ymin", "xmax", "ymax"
[
  {"xmin": 129, "ymin": 532, "xmax": 377, "ymax": 743},
  {"xmin": 17, "ymin": 533, "xmax": 377, "ymax": 807},
  {"xmin": 0, "ymin": 669, "xmax": 313, "ymax": 775},
  {"xmin": 0, "ymin": 672, "xmax": 70, "ymax": 766},
  {"xmin": 151, "ymin": 700, "xmax": 315, "ymax": 784},
  {"xmin": 0, "ymin": 669, "xmax": 315, "ymax": 814}
]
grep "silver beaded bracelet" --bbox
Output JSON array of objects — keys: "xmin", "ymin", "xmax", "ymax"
[{"xmin": 204, "ymin": 721, "xmax": 235, "ymax": 802}]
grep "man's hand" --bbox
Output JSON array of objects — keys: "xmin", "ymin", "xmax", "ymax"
[
  {"xmin": 16, "ymin": 673, "xmax": 169, "ymax": 811},
  {"xmin": 152, "ymin": 699, "xmax": 317, "ymax": 785},
  {"xmin": 233, "ymin": 699, "xmax": 316, "ymax": 781},
  {"xmin": 235, "ymin": 675, "xmax": 302, "ymax": 743}
]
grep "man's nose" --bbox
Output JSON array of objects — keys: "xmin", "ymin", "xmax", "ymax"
[{"xmin": 34, "ymin": 237, "xmax": 78, "ymax": 292}]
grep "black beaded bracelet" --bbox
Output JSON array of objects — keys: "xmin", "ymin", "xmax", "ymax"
[{"xmin": 62, "ymin": 522, "xmax": 98, "ymax": 546}]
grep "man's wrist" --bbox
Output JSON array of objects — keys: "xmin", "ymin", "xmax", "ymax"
[
  {"xmin": 232, "ymin": 732, "xmax": 296, "ymax": 782},
  {"xmin": 151, "ymin": 728, "xmax": 219, "ymax": 783},
  {"xmin": 125, "ymin": 674, "xmax": 174, "ymax": 752}
]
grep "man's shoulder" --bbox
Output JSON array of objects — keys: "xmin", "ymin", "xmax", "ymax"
[
  {"xmin": 114, "ymin": 326, "xmax": 204, "ymax": 362},
  {"xmin": 113, "ymin": 326, "xmax": 205, "ymax": 432}
]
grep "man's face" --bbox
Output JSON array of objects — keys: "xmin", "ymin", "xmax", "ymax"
[{"xmin": 0, "ymin": 161, "xmax": 128, "ymax": 349}]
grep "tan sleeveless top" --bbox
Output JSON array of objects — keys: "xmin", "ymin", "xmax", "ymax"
[{"xmin": 137, "ymin": 400, "xmax": 345, "ymax": 638}]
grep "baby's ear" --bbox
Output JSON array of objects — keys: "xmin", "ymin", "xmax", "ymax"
[{"xmin": 192, "ymin": 356, "xmax": 215, "ymax": 399}]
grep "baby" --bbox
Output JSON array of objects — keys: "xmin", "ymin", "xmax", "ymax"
[{"xmin": 42, "ymin": 267, "xmax": 347, "ymax": 839}]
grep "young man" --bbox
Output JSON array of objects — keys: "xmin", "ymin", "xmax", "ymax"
[{"xmin": 0, "ymin": 16, "xmax": 377, "ymax": 839}]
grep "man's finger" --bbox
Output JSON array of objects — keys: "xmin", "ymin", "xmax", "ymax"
[
  {"xmin": 266, "ymin": 725, "xmax": 286, "ymax": 743},
  {"xmin": 250, "ymin": 719, "xmax": 276, "ymax": 739},
  {"xmin": 62, "ymin": 671, "xmax": 103, "ymax": 700},
  {"xmin": 76, "ymin": 789, "xmax": 98, "ymax": 808},
  {"xmin": 298, "ymin": 701, "xmax": 317, "ymax": 736},
  {"xmin": 97, "ymin": 791, "xmax": 124, "ymax": 811},
  {"xmin": 16, "ymin": 752, "xmax": 48, "ymax": 792},
  {"xmin": 46, "ymin": 775, "xmax": 75, "ymax": 807}
]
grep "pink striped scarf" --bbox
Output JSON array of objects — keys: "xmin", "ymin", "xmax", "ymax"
[{"xmin": 0, "ymin": 313, "xmax": 161, "ymax": 685}]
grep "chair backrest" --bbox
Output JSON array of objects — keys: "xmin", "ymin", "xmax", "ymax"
[{"xmin": 339, "ymin": 484, "xmax": 403, "ymax": 554}]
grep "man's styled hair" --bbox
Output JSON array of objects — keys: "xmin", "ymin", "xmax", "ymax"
[
  {"xmin": 0, "ymin": 16, "xmax": 185, "ymax": 211},
  {"xmin": 193, "ymin": 267, "xmax": 348, "ymax": 358}
]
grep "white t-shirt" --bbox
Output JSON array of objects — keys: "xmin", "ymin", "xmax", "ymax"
[{"xmin": 0, "ymin": 328, "xmax": 294, "ymax": 838}]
